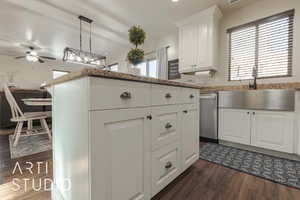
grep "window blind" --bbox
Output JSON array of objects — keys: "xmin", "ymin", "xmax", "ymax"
[{"xmin": 228, "ymin": 10, "xmax": 294, "ymax": 81}]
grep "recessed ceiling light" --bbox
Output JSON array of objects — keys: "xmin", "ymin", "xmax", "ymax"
[{"xmin": 172, "ymin": 0, "xmax": 179, "ymax": 2}]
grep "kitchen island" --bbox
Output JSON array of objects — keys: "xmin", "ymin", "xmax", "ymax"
[{"xmin": 46, "ymin": 69, "xmax": 200, "ymax": 200}]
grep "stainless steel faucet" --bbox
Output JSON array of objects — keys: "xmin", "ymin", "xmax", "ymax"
[{"xmin": 249, "ymin": 66, "xmax": 257, "ymax": 89}]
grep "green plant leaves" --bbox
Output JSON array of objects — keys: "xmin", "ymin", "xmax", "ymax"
[
  {"xmin": 127, "ymin": 25, "xmax": 146, "ymax": 65},
  {"xmin": 128, "ymin": 26, "xmax": 146, "ymax": 47},
  {"xmin": 127, "ymin": 48, "xmax": 144, "ymax": 65}
]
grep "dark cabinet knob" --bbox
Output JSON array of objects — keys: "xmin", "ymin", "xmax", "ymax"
[
  {"xmin": 146, "ymin": 115, "xmax": 152, "ymax": 120},
  {"xmin": 120, "ymin": 91, "xmax": 131, "ymax": 99},
  {"xmin": 165, "ymin": 123, "xmax": 172, "ymax": 129},
  {"xmin": 165, "ymin": 93, "xmax": 172, "ymax": 98},
  {"xmin": 190, "ymin": 94, "xmax": 195, "ymax": 99},
  {"xmin": 183, "ymin": 110, "xmax": 188, "ymax": 114},
  {"xmin": 165, "ymin": 162, "xmax": 173, "ymax": 170}
]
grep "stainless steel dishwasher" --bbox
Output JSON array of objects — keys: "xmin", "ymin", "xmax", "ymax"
[{"xmin": 200, "ymin": 92, "xmax": 218, "ymax": 143}]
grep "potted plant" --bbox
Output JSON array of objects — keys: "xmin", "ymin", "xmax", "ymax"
[{"xmin": 127, "ymin": 26, "xmax": 146, "ymax": 65}]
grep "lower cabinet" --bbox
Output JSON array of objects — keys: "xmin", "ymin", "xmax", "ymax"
[
  {"xmin": 219, "ymin": 109, "xmax": 251, "ymax": 145},
  {"xmin": 181, "ymin": 104, "xmax": 200, "ymax": 171},
  {"xmin": 251, "ymin": 111, "xmax": 294, "ymax": 153},
  {"xmin": 219, "ymin": 109, "xmax": 295, "ymax": 154},
  {"xmin": 151, "ymin": 105, "xmax": 180, "ymax": 151},
  {"xmin": 151, "ymin": 142, "xmax": 181, "ymax": 196},
  {"xmin": 91, "ymin": 105, "xmax": 199, "ymax": 200},
  {"xmin": 90, "ymin": 108, "xmax": 151, "ymax": 200},
  {"xmin": 51, "ymin": 77, "xmax": 200, "ymax": 200}
]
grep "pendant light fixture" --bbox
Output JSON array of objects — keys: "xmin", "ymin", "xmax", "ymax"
[{"xmin": 63, "ymin": 15, "xmax": 106, "ymax": 67}]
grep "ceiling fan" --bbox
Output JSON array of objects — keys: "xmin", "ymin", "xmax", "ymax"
[{"xmin": 15, "ymin": 46, "xmax": 56, "ymax": 63}]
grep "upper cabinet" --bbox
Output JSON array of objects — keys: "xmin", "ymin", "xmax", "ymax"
[{"xmin": 177, "ymin": 5, "xmax": 222, "ymax": 74}]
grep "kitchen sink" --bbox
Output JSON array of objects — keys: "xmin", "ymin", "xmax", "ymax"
[{"xmin": 218, "ymin": 89, "xmax": 295, "ymax": 111}]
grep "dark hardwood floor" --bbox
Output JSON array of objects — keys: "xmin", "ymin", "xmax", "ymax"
[{"xmin": 0, "ymin": 137, "xmax": 299, "ymax": 200}]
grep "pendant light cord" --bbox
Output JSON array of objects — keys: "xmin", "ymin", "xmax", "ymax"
[
  {"xmin": 90, "ymin": 23, "xmax": 92, "ymax": 53},
  {"xmin": 80, "ymin": 18, "xmax": 82, "ymax": 52}
]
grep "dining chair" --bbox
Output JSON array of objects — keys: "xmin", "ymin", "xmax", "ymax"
[{"xmin": 3, "ymin": 84, "xmax": 52, "ymax": 146}]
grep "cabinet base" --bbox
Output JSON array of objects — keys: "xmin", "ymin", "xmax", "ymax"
[{"xmin": 200, "ymin": 137, "xmax": 218, "ymax": 144}]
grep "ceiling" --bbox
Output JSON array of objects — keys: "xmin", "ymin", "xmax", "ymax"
[{"xmin": 0, "ymin": 0, "xmax": 258, "ymax": 62}]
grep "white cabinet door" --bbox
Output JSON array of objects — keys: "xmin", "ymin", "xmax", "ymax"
[
  {"xmin": 179, "ymin": 23, "xmax": 198, "ymax": 72},
  {"xmin": 251, "ymin": 111, "xmax": 294, "ymax": 153},
  {"xmin": 181, "ymin": 104, "xmax": 199, "ymax": 171},
  {"xmin": 219, "ymin": 109, "xmax": 251, "ymax": 145},
  {"xmin": 196, "ymin": 20, "xmax": 210, "ymax": 68},
  {"xmin": 90, "ymin": 108, "xmax": 151, "ymax": 200}
]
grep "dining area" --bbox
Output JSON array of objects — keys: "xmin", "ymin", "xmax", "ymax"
[{"xmin": 0, "ymin": 85, "xmax": 52, "ymax": 159}]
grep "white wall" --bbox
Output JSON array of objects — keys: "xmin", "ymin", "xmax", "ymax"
[
  {"xmin": 211, "ymin": 0, "xmax": 300, "ymax": 86},
  {"xmin": 107, "ymin": 38, "xmax": 158, "ymax": 73},
  {"xmin": 113, "ymin": 0, "xmax": 300, "ymax": 86},
  {"xmin": 0, "ymin": 55, "xmax": 86, "ymax": 89}
]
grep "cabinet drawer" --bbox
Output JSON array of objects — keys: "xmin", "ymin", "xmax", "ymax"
[
  {"xmin": 152, "ymin": 105, "xmax": 180, "ymax": 151},
  {"xmin": 152, "ymin": 142, "xmax": 181, "ymax": 196},
  {"xmin": 181, "ymin": 88, "xmax": 199, "ymax": 104},
  {"xmin": 151, "ymin": 85, "xmax": 181, "ymax": 106},
  {"xmin": 89, "ymin": 77, "xmax": 151, "ymax": 110}
]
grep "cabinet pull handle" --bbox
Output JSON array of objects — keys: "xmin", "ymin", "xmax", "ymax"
[
  {"xmin": 183, "ymin": 110, "xmax": 188, "ymax": 114},
  {"xmin": 253, "ymin": 112, "xmax": 255, "ymax": 115},
  {"xmin": 190, "ymin": 94, "xmax": 195, "ymax": 99},
  {"xmin": 247, "ymin": 112, "xmax": 250, "ymax": 114},
  {"xmin": 165, "ymin": 162, "xmax": 173, "ymax": 170},
  {"xmin": 120, "ymin": 91, "xmax": 131, "ymax": 99},
  {"xmin": 165, "ymin": 93, "xmax": 172, "ymax": 98},
  {"xmin": 146, "ymin": 115, "xmax": 152, "ymax": 120},
  {"xmin": 165, "ymin": 123, "xmax": 172, "ymax": 129}
]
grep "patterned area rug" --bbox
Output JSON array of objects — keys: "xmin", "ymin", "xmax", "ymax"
[
  {"xmin": 200, "ymin": 143, "xmax": 300, "ymax": 190},
  {"xmin": 9, "ymin": 134, "xmax": 52, "ymax": 159}
]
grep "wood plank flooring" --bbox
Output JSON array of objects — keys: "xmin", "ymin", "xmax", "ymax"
[{"xmin": 0, "ymin": 137, "xmax": 299, "ymax": 200}]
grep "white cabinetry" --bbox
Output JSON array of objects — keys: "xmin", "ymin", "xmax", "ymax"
[
  {"xmin": 51, "ymin": 77, "xmax": 200, "ymax": 200},
  {"xmin": 90, "ymin": 108, "xmax": 151, "ymax": 200},
  {"xmin": 219, "ymin": 109, "xmax": 295, "ymax": 154},
  {"xmin": 219, "ymin": 109, "xmax": 251, "ymax": 145},
  {"xmin": 151, "ymin": 142, "xmax": 181, "ymax": 196},
  {"xmin": 177, "ymin": 5, "xmax": 222, "ymax": 74},
  {"xmin": 178, "ymin": 23, "xmax": 198, "ymax": 72},
  {"xmin": 181, "ymin": 104, "xmax": 199, "ymax": 171},
  {"xmin": 251, "ymin": 111, "xmax": 294, "ymax": 153}
]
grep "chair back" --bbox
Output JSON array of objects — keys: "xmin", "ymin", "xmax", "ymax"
[{"xmin": 3, "ymin": 84, "xmax": 24, "ymax": 120}]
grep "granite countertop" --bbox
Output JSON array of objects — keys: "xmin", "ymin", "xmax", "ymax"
[
  {"xmin": 200, "ymin": 82, "xmax": 300, "ymax": 92},
  {"xmin": 44, "ymin": 68, "xmax": 202, "ymax": 89},
  {"xmin": 44, "ymin": 68, "xmax": 300, "ymax": 91}
]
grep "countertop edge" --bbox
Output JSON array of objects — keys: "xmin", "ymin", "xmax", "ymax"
[{"xmin": 43, "ymin": 68, "xmax": 202, "ymax": 89}]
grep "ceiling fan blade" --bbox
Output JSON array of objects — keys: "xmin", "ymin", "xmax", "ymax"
[
  {"xmin": 39, "ymin": 56, "xmax": 56, "ymax": 60},
  {"xmin": 38, "ymin": 58, "xmax": 45, "ymax": 63},
  {"xmin": 15, "ymin": 56, "xmax": 26, "ymax": 59}
]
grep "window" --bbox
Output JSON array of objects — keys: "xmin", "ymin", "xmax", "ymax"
[
  {"xmin": 52, "ymin": 70, "xmax": 69, "ymax": 79},
  {"xmin": 108, "ymin": 63, "xmax": 119, "ymax": 72},
  {"xmin": 228, "ymin": 10, "xmax": 294, "ymax": 81},
  {"xmin": 134, "ymin": 59, "xmax": 158, "ymax": 78}
]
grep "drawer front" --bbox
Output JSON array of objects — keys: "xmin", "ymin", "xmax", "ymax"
[
  {"xmin": 89, "ymin": 77, "xmax": 151, "ymax": 110},
  {"xmin": 151, "ymin": 85, "xmax": 181, "ymax": 106},
  {"xmin": 181, "ymin": 88, "xmax": 199, "ymax": 104},
  {"xmin": 152, "ymin": 105, "xmax": 180, "ymax": 151},
  {"xmin": 152, "ymin": 142, "xmax": 181, "ymax": 196}
]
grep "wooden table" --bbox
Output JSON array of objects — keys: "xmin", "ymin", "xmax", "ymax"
[{"xmin": 22, "ymin": 98, "xmax": 52, "ymax": 106}]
